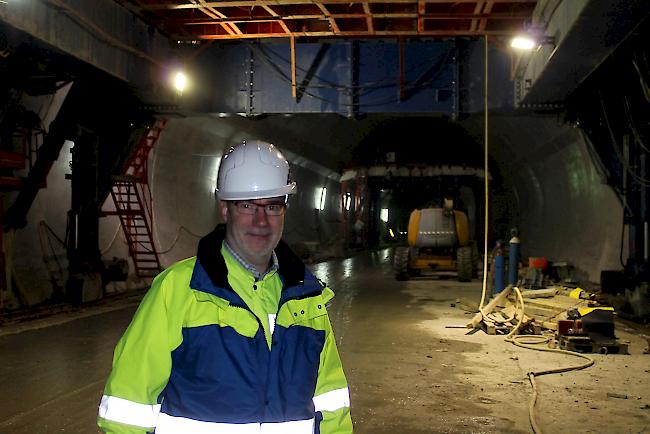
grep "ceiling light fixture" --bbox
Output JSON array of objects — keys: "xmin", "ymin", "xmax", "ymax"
[
  {"xmin": 510, "ymin": 36, "xmax": 536, "ymax": 50},
  {"xmin": 173, "ymin": 71, "xmax": 188, "ymax": 93}
]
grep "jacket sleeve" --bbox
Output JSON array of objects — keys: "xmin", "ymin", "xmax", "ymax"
[
  {"xmin": 97, "ymin": 269, "xmax": 186, "ymax": 434},
  {"xmin": 313, "ymin": 313, "xmax": 353, "ymax": 434}
]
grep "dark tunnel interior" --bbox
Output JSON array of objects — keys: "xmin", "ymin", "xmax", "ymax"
[
  {"xmin": 0, "ymin": 0, "xmax": 648, "ymax": 315},
  {"xmin": 4, "ymin": 2, "xmax": 650, "ymax": 433}
]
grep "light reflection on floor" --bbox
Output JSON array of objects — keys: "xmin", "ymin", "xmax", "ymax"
[{"xmin": 309, "ymin": 249, "xmax": 391, "ymax": 286}]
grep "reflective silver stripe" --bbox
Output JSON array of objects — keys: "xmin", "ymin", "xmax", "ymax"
[
  {"xmin": 261, "ymin": 419, "xmax": 314, "ymax": 434},
  {"xmin": 98, "ymin": 395, "xmax": 160, "ymax": 428},
  {"xmin": 313, "ymin": 387, "xmax": 351, "ymax": 412},
  {"xmin": 156, "ymin": 413, "xmax": 314, "ymax": 434},
  {"xmin": 155, "ymin": 414, "xmax": 259, "ymax": 434},
  {"xmin": 268, "ymin": 314, "xmax": 277, "ymax": 336}
]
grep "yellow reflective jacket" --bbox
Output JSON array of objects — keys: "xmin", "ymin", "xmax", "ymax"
[{"xmin": 98, "ymin": 225, "xmax": 353, "ymax": 434}]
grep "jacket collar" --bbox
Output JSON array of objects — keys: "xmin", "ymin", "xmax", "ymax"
[{"xmin": 190, "ymin": 224, "xmax": 323, "ymax": 306}]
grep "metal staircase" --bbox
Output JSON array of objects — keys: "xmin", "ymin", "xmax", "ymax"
[{"xmin": 107, "ymin": 119, "xmax": 166, "ymax": 277}]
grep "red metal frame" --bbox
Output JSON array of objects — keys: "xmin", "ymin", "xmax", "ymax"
[{"xmin": 109, "ymin": 119, "xmax": 167, "ymax": 277}]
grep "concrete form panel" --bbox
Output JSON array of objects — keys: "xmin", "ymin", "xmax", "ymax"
[
  {"xmin": 185, "ymin": 40, "xmax": 507, "ymax": 115},
  {"xmin": 0, "ymin": 0, "xmax": 174, "ymax": 93}
]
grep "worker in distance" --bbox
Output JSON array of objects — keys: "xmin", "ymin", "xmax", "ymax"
[{"xmin": 97, "ymin": 140, "xmax": 353, "ymax": 433}]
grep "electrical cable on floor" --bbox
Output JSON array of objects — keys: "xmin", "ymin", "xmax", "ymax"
[{"xmin": 505, "ymin": 286, "xmax": 595, "ymax": 434}]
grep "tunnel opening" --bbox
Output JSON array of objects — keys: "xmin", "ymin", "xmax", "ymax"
[{"xmin": 342, "ymin": 116, "xmax": 508, "ymax": 250}]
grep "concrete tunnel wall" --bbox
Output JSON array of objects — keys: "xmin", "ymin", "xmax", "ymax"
[
  {"xmin": 4, "ymin": 113, "xmax": 626, "ymax": 308},
  {"xmin": 461, "ymin": 114, "xmax": 625, "ymax": 282},
  {"xmin": 148, "ymin": 117, "xmax": 345, "ymax": 269},
  {"xmin": 4, "ymin": 116, "xmax": 345, "ymax": 308}
]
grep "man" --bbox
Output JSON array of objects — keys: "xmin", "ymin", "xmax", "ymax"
[{"xmin": 97, "ymin": 140, "xmax": 353, "ymax": 433}]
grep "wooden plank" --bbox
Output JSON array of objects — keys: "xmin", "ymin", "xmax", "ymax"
[
  {"xmin": 517, "ymin": 305, "xmax": 563, "ymax": 319},
  {"xmin": 520, "ymin": 288, "xmax": 559, "ymax": 299},
  {"xmin": 155, "ymin": 0, "xmax": 537, "ymax": 9},
  {"xmin": 478, "ymin": 0, "xmax": 494, "ymax": 31},
  {"xmin": 290, "ymin": 35, "xmax": 297, "ymax": 98},
  {"xmin": 196, "ymin": 29, "xmax": 525, "ymax": 39},
  {"xmin": 521, "ymin": 295, "xmax": 587, "ymax": 310},
  {"xmin": 470, "ymin": 0, "xmax": 484, "ymax": 32},
  {"xmin": 362, "ymin": 2, "xmax": 374, "ymax": 34},
  {"xmin": 256, "ymin": 0, "xmax": 279, "ymax": 17},
  {"xmin": 183, "ymin": 12, "xmax": 532, "ymax": 23},
  {"xmin": 315, "ymin": 1, "xmax": 339, "ymax": 34},
  {"xmin": 466, "ymin": 285, "xmax": 512, "ymax": 328},
  {"xmin": 540, "ymin": 320, "xmax": 558, "ymax": 331},
  {"xmin": 417, "ymin": 0, "xmax": 425, "ymax": 33},
  {"xmin": 501, "ymin": 304, "xmax": 516, "ymax": 319},
  {"xmin": 158, "ymin": 0, "xmax": 533, "ymax": 39}
]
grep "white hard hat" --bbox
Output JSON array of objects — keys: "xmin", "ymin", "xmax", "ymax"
[{"xmin": 216, "ymin": 140, "xmax": 297, "ymax": 201}]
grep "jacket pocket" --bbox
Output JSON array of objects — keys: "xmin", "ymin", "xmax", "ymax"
[
  {"xmin": 188, "ymin": 290, "xmax": 259, "ymax": 338},
  {"xmin": 279, "ymin": 296, "xmax": 329, "ymax": 329}
]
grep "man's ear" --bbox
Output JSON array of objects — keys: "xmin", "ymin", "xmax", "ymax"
[{"xmin": 219, "ymin": 201, "xmax": 229, "ymax": 223}]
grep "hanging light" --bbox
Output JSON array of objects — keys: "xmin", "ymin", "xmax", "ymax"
[
  {"xmin": 510, "ymin": 36, "xmax": 536, "ymax": 50},
  {"xmin": 173, "ymin": 71, "xmax": 188, "ymax": 93}
]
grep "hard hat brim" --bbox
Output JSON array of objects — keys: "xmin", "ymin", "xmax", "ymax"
[{"xmin": 217, "ymin": 182, "xmax": 296, "ymax": 201}]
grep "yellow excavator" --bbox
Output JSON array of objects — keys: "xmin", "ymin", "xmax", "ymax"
[{"xmin": 394, "ymin": 200, "xmax": 477, "ymax": 281}]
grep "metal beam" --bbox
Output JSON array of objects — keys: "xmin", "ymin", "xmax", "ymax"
[{"xmin": 295, "ymin": 43, "xmax": 331, "ymax": 103}]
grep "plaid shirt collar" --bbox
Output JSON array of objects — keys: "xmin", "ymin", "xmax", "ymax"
[{"xmin": 223, "ymin": 240, "xmax": 279, "ymax": 281}]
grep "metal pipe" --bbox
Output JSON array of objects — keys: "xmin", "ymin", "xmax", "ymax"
[
  {"xmin": 509, "ymin": 232, "xmax": 520, "ymax": 285},
  {"xmin": 495, "ymin": 251, "xmax": 505, "ymax": 293},
  {"xmin": 643, "ymin": 221, "xmax": 648, "ymax": 262}
]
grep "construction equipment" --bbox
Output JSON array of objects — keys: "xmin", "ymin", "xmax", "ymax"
[{"xmin": 394, "ymin": 200, "xmax": 477, "ymax": 281}]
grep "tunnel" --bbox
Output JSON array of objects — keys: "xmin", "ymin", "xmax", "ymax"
[
  {"xmin": 4, "ymin": 110, "xmax": 623, "ymax": 302},
  {"xmin": 1, "ymin": 1, "xmax": 650, "ymax": 433}
]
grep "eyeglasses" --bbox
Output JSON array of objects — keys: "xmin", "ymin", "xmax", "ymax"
[{"xmin": 232, "ymin": 201, "xmax": 287, "ymax": 216}]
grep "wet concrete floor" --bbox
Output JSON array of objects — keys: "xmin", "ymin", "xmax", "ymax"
[{"xmin": 1, "ymin": 248, "xmax": 649, "ymax": 433}]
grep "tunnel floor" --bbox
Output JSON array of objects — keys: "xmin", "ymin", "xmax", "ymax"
[{"xmin": 1, "ymin": 249, "xmax": 649, "ymax": 433}]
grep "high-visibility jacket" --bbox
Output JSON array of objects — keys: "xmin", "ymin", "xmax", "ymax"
[{"xmin": 97, "ymin": 226, "xmax": 353, "ymax": 433}]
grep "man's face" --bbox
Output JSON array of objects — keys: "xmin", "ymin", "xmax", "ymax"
[{"xmin": 220, "ymin": 197, "xmax": 286, "ymax": 268}]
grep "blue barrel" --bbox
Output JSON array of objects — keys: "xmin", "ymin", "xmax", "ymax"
[
  {"xmin": 509, "ymin": 236, "xmax": 520, "ymax": 285},
  {"xmin": 495, "ymin": 254, "xmax": 506, "ymax": 293}
]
